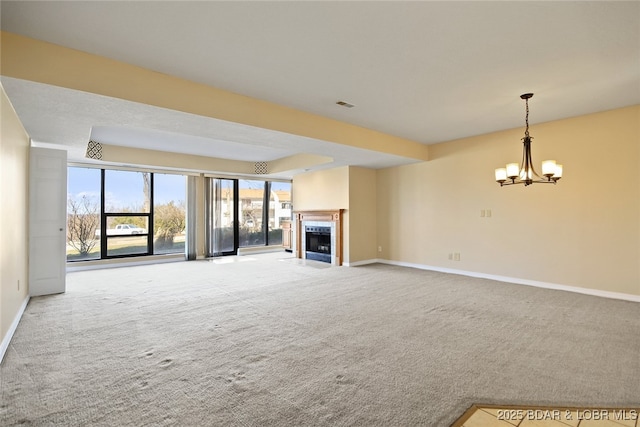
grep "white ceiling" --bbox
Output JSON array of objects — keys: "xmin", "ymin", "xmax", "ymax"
[
  {"xmin": 1, "ymin": 77, "xmax": 416, "ymax": 174},
  {"xmin": 1, "ymin": 1, "xmax": 639, "ymax": 178}
]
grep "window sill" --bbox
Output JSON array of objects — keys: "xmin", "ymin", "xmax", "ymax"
[
  {"xmin": 237, "ymin": 246, "xmax": 285, "ymax": 256},
  {"xmin": 66, "ymin": 253, "xmax": 184, "ymax": 272}
]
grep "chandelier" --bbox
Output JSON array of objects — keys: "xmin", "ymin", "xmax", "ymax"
[{"xmin": 495, "ymin": 93, "xmax": 562, "ymax": 186}]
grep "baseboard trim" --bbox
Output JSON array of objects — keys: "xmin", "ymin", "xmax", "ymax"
[
  {"xmin": 343, "ymin": 259, "xmax": 378, "ymax": 267},
  {"xmin": 0, "ymin": 295, "xmax": 30, "ymax": 364},
  {"xmin": 374, "ymin": 259, "xmax": 640, "ymax": 303}
]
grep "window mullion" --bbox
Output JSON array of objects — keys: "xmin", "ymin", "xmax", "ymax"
[{"xmin": 264, "ymin": 181, "xmax": 271, "ymax": 246}]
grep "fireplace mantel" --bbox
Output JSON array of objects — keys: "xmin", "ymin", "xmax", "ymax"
[{"xmin": 295, "ymin": 209, "xmax": 343, "ymax": 266}]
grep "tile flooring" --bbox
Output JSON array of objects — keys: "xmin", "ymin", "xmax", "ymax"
[{"xmin": 453, "ymin": 406, "xmax": 639, "ymax": 427}]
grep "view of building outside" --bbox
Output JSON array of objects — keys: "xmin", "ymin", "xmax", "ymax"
[
  {"xmin": 239, "ymin": 179, "xmax": 266, "ymax": 246},
  {"xmin": 269, "ymin": 185, "xmax": 292, "ymax": 245},
  {"xmin": 220, "ymin": 180, "xmax": 292, "ymax": 247},
  {"xmin": 212, "ymin": 178, "xmax": 236, "ymax": 254}
]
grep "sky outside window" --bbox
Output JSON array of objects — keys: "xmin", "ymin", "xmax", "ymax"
[
  {"xmin": 67, "ymin": 167, "xmax": 101, "ymax": 202},
  {"xmin": 69, "ymin": 168, "xmax": 289, "ymax": 206}
]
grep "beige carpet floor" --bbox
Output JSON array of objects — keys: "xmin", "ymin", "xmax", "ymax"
[{"xmin": 1, "ymin": 253, "xmax": 639, "ymax": 426}]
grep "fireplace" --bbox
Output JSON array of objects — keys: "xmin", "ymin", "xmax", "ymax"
[
  {"xmin": 305, "ymin": 226, "xmax": 332, "ymax": 263},
  {"xmin": 295, "ymin": 210, "xmax": 343, "ymax": 266}
]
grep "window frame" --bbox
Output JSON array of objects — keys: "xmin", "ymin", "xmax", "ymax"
[
  {"xmin": 100, "ymin": 169, "xmax": 154, "ymax": 259},
  {"xmin": 67, "ymin": 165, "xmax": 187, "ymax": 262}
]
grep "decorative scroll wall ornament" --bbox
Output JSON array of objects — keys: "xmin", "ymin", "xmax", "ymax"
[
  {"xmin": 85, "ymin": 140, "xmax": 103, "ymax": 160},
  {"xmin": 254, "ymin": 161, "xmax": 268, "ymax": 174}
]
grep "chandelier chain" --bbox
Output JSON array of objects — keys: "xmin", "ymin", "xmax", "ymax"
[{"xmin": 523, "ymin": 97, "xmax": 530, "ymax": 139}]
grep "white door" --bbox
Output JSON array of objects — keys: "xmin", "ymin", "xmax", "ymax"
[{"xmin": 29, "ymin": 147, "xmax": 67, "ymax": 296}]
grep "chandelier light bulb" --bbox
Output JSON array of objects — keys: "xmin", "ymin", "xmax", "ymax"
[
  {"xmin": 542, "ymin": 160, "xmax": 557, "ymax": 177},
  {"xmin": 506, "ymin": 163, "xmax": 519, "ymax": 179},
  {"xmin": 553, "ymin": 164, "xmax": 563, "ymax": 179}
]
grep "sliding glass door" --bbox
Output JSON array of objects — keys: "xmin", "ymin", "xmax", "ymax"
[
  {"xmin": 207, "ymin": 178, "xmax": 238, "ymax": 256},
  {"xmin": 205, "ymin": 177, "xmax": 292, "ymax": 257},
  {"xmin": 239, "ymin": 179, "xmax": 266, "ymax": 247}
]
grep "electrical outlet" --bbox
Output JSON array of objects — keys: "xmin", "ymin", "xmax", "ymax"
[
  {"xmin": 454, "ymin": 253, "xmax": 461, "ymax": 261},
  {"xmin": 480, "ymin": 209, "xmax": 485, "ymax": 217},
  {"xmin": 486, "ymin": 209, "xmax": 492, "ymax": 218},
  {"xmin": 378, "ymin": 246, "xmax": 382, "ymax": 252},
  {"xmin": 448, "ymin": 253, "xmax": 453, "ymax": 260}
]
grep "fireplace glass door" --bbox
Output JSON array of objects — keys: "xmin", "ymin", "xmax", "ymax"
[{"xmin": 305, "ymin": 226, "xmax": 332, "ymax": 263}]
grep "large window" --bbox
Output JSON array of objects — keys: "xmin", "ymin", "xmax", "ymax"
[
  {"xmin": 68, "ymin": 167, "xmax": 289, "ymax": 261},
  {"xmin": 67, "ymin": 166, "xmax": 186, "ymax": 261},
  {"xmin": 153, "ymin": 173, "xmax": 186, "ymax": 254},
  {"xmin": 102, "ymin": 170, "xmax": 152, "ymax": 257},
  {"xmin": 66, "ymin": 167, "xmax": 101, "ymax": 260}
]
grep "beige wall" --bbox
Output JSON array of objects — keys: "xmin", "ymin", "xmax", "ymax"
[
  {"xmin": 101, "ymin": 145, "xmax": 254, "ymax": 176},
  {"xmin": 293, "ymin": 166, "xmax": 350, "ymax": 211},
  {"xmin": 348, "ymin": 167, "xmax": 378, "ymax": 263},
  {"xmin": 377, "ymin": 105, "xmax": 640, "ymax": 296},
  {"xmin": 1, "ymin": 85, "xmax": 30, "ymax": 342}
]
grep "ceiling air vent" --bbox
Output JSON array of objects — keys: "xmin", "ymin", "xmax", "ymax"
[
  {"xmin": 86, "ymin": 140, "xmax": 103, "ymax": 160},
  {"xmin": 336, "ymin": 101, "xmax": 355, "ymax": 108},
  {"xmin": 254, "ymin": 162, "xmax": 268, "ymax": 174}
]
